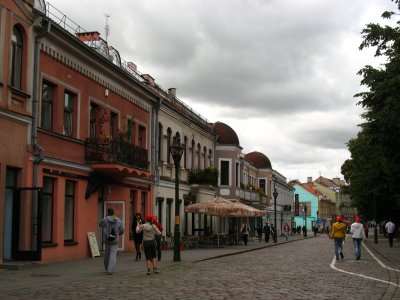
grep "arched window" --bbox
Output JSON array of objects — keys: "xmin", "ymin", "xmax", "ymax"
[
  {"xmin": 183, "ymin": 136, "xmax": 188, "ymax": 169},
  {"xmin": 203, "ymin": 146, "xmax": 207, "ymax": 169},
  {"xmin": 11, "ymin": 26, "xmax": 23, "ymax": 89},
  {"xmin": 167, "ymin": 128, "xmax": 172, "ymax": 164},
  {"xmin": 197, "ymin": 143, "xmax": 201, "ymax": 170},
  {"xmin": 191, "ymin": 139, "xmax": 195, "ymax": 169}
]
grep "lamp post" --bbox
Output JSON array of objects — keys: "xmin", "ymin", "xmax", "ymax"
[
  {"xmin": 273, "ymin": 179, "xmax": 278, "ymax": 243},
  {"xmin": 170, "ymin": 135, "xmax": 184, "ymax": 262}
]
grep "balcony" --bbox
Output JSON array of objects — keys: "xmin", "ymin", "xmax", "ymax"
[
  {"xmin": 84, "ymin": 138, "xmax": 148, "ymax": 170},
  {"xmin": 238, "ymin": 188, "xmax": 268, "ymax": 206}
]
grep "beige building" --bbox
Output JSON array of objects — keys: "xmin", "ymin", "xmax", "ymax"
[
  {"xmin": 314, "ymin": 176, "xmax": 357, "ymax": 223},
  {"xmin": 213, "ymin": 122, "xmax": 294, "ymax": 237},
  {"xmin": 141, "ymin": 78, "xmax": 216, "ymax": 238}
]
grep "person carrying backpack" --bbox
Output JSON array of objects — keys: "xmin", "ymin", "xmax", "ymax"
[{"xmin": 99, "ymin": 208, "xmax": 125, "ymax": 275}]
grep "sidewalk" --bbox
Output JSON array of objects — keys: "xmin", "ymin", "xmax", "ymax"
[{"xmin": 363, "ymin": 231, "xmax": 400, "ymax": 268}]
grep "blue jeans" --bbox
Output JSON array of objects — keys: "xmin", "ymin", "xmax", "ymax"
[
  {"xmin": 352, "ymin": 238, "xmax": 362, "ymax": 258},
  {"xmin": 334, "ymin": 238, "xmax": 344, "ymax": 259}
]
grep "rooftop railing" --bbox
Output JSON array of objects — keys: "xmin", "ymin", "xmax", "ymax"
[{"xmin": 43, "ymin": 1, "xmax": 211, "ymax": 127}]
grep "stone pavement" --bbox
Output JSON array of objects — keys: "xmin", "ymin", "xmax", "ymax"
[
  {"xmin": 0, "ymin": 231, "xmax": 398, "ymax": 299},
  {"xmin": 0, "ymin": 234, "xmax": 306, "ymax": 291}
]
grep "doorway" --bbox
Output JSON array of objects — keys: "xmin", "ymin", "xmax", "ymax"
[{"xmin": 4, "ymin": 168, "xmax": 42, "ymax": 261}]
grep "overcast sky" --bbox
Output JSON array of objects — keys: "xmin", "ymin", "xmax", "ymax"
[{"xmin": 48, "ymin": 0, "xmax": 397, "ymax": 183}]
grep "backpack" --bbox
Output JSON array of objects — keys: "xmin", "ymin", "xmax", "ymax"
[{"xmin": 107, "ymin": 221, "xmax": 117, "ymax": 241}]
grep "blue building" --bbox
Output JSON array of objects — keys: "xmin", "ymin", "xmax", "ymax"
[{"xmin": 293, "ymin": 184, "xmax": 318, "ymax": 230}]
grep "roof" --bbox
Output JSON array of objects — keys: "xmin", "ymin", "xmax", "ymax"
[
  {"xmin": 244, "ymin": 151, "xmax": 272, "ymax": 169},
  {"xmin": 212, "ymin": 122, "xmax": 240, "ymax": 146},
  {"xmin": 300, "ymin": 183, "xmax": 323, "ymax": 197}
]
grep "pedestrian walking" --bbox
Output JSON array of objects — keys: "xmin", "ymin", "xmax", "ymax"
[
  {"xmin": 330, "ymin": 216, "xmax": 347, "ymax": 260},
  {"xmin": 241, "ymin": 223, "xmax": 250, "ymax": 245},
  {"xmin": 364, "ymin": 224, "xmax": 369, "ymax": 239},
  {"xmin": 152, "ymin": 216, "xmax": 163, "ymax": 261},
  {"xmin": 302, "ymin": 225, "xmax": 307, "ymax": 237},
  {"xmin": 313, "ymin": 224, "xmax": 318, "ymax": 237},
  {"xmin": 257, "ymin": 227, "xmax": 263, "ymax": 242},
  {"xmin": 350, "ymin": 216, "xmax": 366, "ymax": 260},
  {"xmin": 283, "ymin": 223, "xmax": 290, "ymax": 241},
  {"xmin": 136, "ymin": 214, "xmax": 161, "ymax": 275},
  {"xmin": 297, "ymin": 225, "xmax": 301, "ymax": 235},
  {"xmin": 385, "ymin": 219, "xmax": 396, "ymax": 247},
  {"xmin": 132, "ymin": 213, "xmax": 143, "ymax": 261},
  {"xmin": 99, "ymin": 208, "xmax": 125, "ymax": 275},
  {"xmin": 263, "ymin": 222, "xmax": 271, "ymax": 243},
  {"xmin": 270, "ymin": 224, "xmax": 276, "ymax": 241}
]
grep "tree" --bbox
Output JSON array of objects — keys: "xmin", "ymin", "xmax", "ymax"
[{"xmin": 341, "ymin": 1, "xmax": 400, "ymax": 221}]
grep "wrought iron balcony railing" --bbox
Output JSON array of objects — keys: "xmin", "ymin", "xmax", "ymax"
[{"xmin": 84, "ymin": 138, "xmax": 148, "ymax": 170}]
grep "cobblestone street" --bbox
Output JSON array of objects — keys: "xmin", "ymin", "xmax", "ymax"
[{"xmin": 1, "ymin": 236, "xmax": 399, "ymax": 299}]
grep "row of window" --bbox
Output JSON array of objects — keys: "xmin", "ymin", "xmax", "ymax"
[
  {"xmin": 43, "ymin": 177, "xmax": 150, "ymax": 244},
  {"xmin": 41, "ymin": 81, "xmax": 77, "ymax": 137},
  {"xmin": 158, "ymin": 125, "xmax": 213, "ymax": 170},
  {"xmin": 42, "ymin": 177, "xmax": 75, "ymax": 243},
  {"xmin": 41, "ymin": 80, "xmax": 147, "ymax": 148},
  {"xmin": 219, "ymin": 159, "xmax": 267, "ymax": 192}
]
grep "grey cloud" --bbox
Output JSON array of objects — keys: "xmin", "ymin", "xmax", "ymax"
[
  {"xmin": 47, "ymin": 0, "xmax": 394, "ymax": 182},
  {"xmin": 298, "ymin": 126, "xmax": 359, "ymax": 149}
]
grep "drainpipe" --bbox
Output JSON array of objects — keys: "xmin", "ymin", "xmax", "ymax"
[
  {"xmin": 32, "ymin": 17, "xmax": 51, "ymax": 187},
  {"xmin": 152, "ymin": 98, "xmax": 162, "ymax": 210}
]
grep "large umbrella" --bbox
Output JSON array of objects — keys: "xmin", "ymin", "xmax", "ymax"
[{"xmin": 184, "ymin": 197, "xmax": 267, "ymax": 217}]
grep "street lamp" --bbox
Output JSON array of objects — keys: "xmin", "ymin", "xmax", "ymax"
[
  {"xmin": 170, "ymin": 135, "xmax": 184, "ymax": 262},
  {"xmin": 273, "ymin": 179, "xmax": 278, "ymax": 243}
]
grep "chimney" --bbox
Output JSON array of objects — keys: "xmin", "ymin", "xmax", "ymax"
[
  {"xmin": 332, "ymin": 178, "xmax": 341, "ymax": 186},
  {"xmin": 127, "ymin": 62, "xmax": 137, "ymax": 72},
  {"xmin": 141, "ymin": 74, "xmax": 155, "ymax": 86},
  {"xmin": 168, "ymin": 88, "xmax": 176, "ymax": 97},
  {"xmin": 76, "ymin": 31, "xmax": 101, "ymax": 42},
  {"xmin": 307, "ymin": 177, "xmax": 312, "ymax": 183}
]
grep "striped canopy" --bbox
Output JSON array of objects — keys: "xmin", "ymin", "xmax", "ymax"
[{"xmin": 184, "ymin": 197, "xmax": 267, "ymax": 217}]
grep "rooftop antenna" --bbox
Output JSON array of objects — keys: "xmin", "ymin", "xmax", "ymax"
[{"xmin": 104, "ymin": 14, "xmax": 110, "ymax": 43}]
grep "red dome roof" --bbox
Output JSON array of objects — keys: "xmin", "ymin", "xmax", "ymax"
[
  {"xmin": 244, "ymin": 151, "xmax": 272, "ymax": 169},
  {"xmin": 212, "ymin": 122, "xmax": 240, "ymax": 146}
]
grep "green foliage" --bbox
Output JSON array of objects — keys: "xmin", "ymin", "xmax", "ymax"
[
  {"xmin": 188, "ymin": 167, "xmax": 218, "ymax": 187},
  {"xmin": 341, "ymin": 3, "xmax": 400, "ymax": 221}
]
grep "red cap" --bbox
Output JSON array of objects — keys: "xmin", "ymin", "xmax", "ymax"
[
  {"xmin": 145, "ymin": 214, "xmax": 153, "ymax": 221},
  {"xmin": 355, "ymin": 216, "xmax": 360, "ymax": 222},
  {"xmin": 336, "ymin": 216, "xmax": 342, "ymax": 221},
  {"xmin": 152, "ymin": 216, "xmax": 158, "ymax": 221}
]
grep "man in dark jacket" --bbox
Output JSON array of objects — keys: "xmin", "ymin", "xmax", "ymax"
[{"xmin": 263, "ymin": 222, "xmax": 271, "ymax": 243}]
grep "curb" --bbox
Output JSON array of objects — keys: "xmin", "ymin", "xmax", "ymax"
[{"xmin": 193, "ymin": 235, "xmax": 314, "ymax": 263}]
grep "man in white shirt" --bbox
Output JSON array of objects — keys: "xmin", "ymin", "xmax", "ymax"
[
  {"xmin": 385, "ymin": 219, "xmax": 396, "ymax": 247},
  {"xmin": 350, "ymin": 216, "xmax": 366, "ymax": 260}
]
